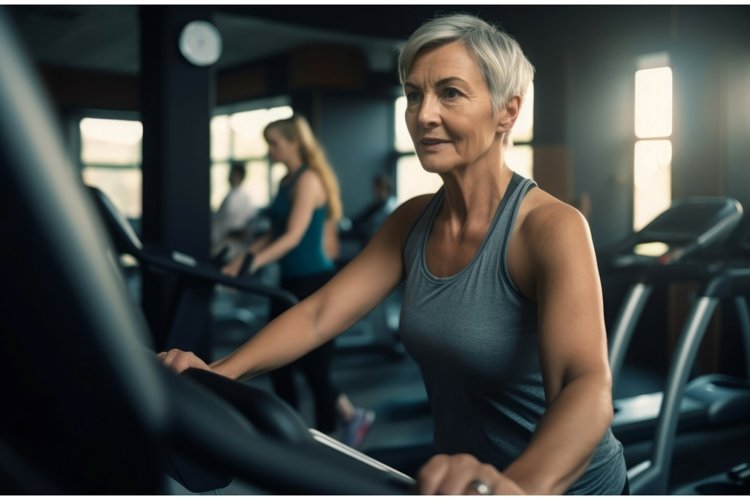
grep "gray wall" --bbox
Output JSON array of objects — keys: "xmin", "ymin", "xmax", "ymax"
[
  {"xmin": 726, "ymin": 54, "xmax": 750, "ymax": 213},
  {"xmin": 319, "ymin": 92, "xmax": 394, "ymax": 218}
]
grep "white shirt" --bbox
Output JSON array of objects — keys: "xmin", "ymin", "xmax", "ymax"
[{"xmin": 212, "ymin": 187, "xmax": 255, "ymax": 246}]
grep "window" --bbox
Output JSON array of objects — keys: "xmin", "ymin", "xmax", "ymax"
[
  {"xmin": 633, "ymin": 54, "xmax": 672, "ymax": 231},
  {"xmin": 393, "ymin": 83, "xmax": 535, "ymax": 205},
  {"xmin": 80, "ymin": 117, "xmax": 143, "ymax": 219},
  {"xmin": 395, "ymin": 153, "xmax": 443, "ymax": 205},
  {"xmin": 80, "ymin": 103, "xmax": 293, "ymax": 221},
  {"xmin": 508, "ymin": 82, "xmax": 535, "ymax": 179},
  {"xmin": 210, "ymin": 105, "xmax": 293, "ymax": 211}
]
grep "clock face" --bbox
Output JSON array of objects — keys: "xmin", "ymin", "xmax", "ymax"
[{"xmin": 178, "ymin": 20, "xmax": 222, "ymax": 67}]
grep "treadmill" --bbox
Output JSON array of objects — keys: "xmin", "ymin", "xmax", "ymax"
[
  {"xmin": 598, "ymin": 197, "xmax": 744, "ymax": 444},
  {"xmin": 629, "ymin": 262, "xmax": 750, "ymax": 493},
  {"xmin": 600, "ymin": 203, "xmax": 750, "ymax": 493},
  {"xmin": 0, "ymin": 9, "xmax": 413, "ymax": 494},
  {"xmin": 88, "ymin": 185, "xmax": 297, "ymax": 358}
]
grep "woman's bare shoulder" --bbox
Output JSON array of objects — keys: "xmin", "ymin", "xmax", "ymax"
[
  {"xmin": 519, "ymin": 188, "xmax": 592, "ymax": 258},
  {"xmin": 294, "ymin": 169, "xmax": 327, "ymax": 203},
  {"xmin": 298, "ymin": 168, "xmax": 324, "ymax": 189}
]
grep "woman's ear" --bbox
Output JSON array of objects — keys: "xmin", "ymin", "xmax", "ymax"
[{"xmin": 497, "ymin": 96, "xmax": 521, "ymax": 133}]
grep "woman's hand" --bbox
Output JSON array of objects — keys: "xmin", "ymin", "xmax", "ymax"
[
  {"xmin": 416, "ymin": 454, "xmax": 525, "ymax": 495},
  {"xmin": 222, "ymin": 253, "xmax": 246, "ymax": 277},
  {"xmin": 157, "ymin": 348, "xmax": 213, "ymax": 374}
]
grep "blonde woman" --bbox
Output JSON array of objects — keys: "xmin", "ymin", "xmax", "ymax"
[{"xmin": 222, "ymin": 114, "xmax": 374, "ymax": 448}]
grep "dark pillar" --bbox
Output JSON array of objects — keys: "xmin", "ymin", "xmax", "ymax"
[
  {"xmin": 671, "ymin": 46, "xmax": 723, "ymax": 200},
  {"xmin": 139, "ymin": 6, "xmax": 215, "ymax": 356}
]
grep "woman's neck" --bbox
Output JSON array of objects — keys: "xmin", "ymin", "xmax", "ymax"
[
  {"xmin": 285, "ymin": 156, "xmax": 304, "ymax": 172},
  {"xmin": 439, "ymin": 145, "xmax": 513, "ymax": 227}
]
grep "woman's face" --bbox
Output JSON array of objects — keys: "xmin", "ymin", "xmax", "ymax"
[
  {"xmin": 404, "ymin": 41, "xmax": 512, "ymax": 175},
  {"xmin": 265, "ymin": 127, "xmax": 299, "ymax": 165}
]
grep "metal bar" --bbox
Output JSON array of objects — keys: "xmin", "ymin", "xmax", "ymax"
[
  {"xmin": 630, "ymin": 296, "xmax": 718, "ymax": 494},
  {"xmin": 734, "ymin": 296, "xmax": 750, "ymax": 380},
  {"xmin": 609, "ymin": 283, "xmax": 653, "ymax": 390}
]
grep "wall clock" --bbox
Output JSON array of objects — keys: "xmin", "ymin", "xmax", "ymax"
[{"xmin": 178, "ymin": 20, "xmax": 222, "ymax": 67}]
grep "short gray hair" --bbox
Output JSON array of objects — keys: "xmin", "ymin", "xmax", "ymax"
[{"xmin": 398, "ymin": 13, "xmax": 535, "ymax": 113}]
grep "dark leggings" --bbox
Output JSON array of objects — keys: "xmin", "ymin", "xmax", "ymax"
[{"xmin": 269, "ymin": 271, "xmax": 339, "ymax": 433}]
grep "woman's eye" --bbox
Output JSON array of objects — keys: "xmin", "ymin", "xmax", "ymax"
[
  {"xmin": 443, "ymin": 88, "xmax": 461, "ymax": 99},
  {"xmin": 405, "ymin": 92, "xmax": 421, "ymax": 104}
]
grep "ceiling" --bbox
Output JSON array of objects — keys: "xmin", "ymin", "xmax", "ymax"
[
  {"xmin": 5, "ymin": 5, "xmax": 445, "ymax": 76},
  {"xmin": 6, "ymin": 4, "xmax": 581, "ymax": 77}
]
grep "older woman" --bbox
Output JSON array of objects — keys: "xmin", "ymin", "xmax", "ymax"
[{"xmin": 159, "ymin": 13, "xmax": 627, "ymax": 495}]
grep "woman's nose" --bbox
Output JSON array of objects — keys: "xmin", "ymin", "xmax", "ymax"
[{"xmin": 417, "ymin": 95, "xmax": 440, "ymax": 128}]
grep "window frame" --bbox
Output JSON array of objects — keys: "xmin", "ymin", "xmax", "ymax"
[{"xmin": 632, "ymin": 52, "xmax": 673, "ymax": 231}]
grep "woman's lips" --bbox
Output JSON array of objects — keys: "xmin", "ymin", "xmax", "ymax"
[{"xmin": 419, "ymin": 138, "xmax": 450, "ymax": 150}]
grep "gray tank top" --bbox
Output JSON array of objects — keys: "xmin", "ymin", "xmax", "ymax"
[{"xmin": 400, "ymin": 172, "xmax": 626, "ymax": 494}]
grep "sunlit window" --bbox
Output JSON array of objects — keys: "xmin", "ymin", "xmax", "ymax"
[
  {"xmin": 511, "ymin": 82, "xmax": 535, "ymax": 143},
  {"xmin": 210, "ymin": 105, "xmax": 293, "ymax": 211},
  {"xmin": 635, "ymin": 67, "xmax": 672, "ymax": 139},
  {"xmin": 393, "ymin": 82, "xmax": 534, "ymax": 205},
  {"xmin": 80, "ymin": 117, "xmax": 143, "ymax": 219},
  {"xmin": 82, "ymin": 166, "xmax": 142, "ymax": 219},
  {"xmin": 506, "ymin": 144, "xmax": 533, "ymax": 179},
  {"xmin": 394, "ymin": 96, "xmax": 414, "ymax": 154},
  {"xmin": 633, "ymin": 140, "xmax": 672, "ymax": 230},
  {"xmin": 81, "ymin": 104, "xmax": 294, "ymax": 220},
  {"xmin": 396, "ymin": 155, "xmax": 443, "ymax": 205},
  {"xmin": 211, "ymin": 115, "xmax": 231, "ymax": 162},
  {"xmin": 80, "ymin": 117, "xmax": 143, "ymax": 166},
  {"xmin": 509, "ymin": 82, "xmax": 534, "ymax": 178},
  {"xmin": 230, "ymin": 107, "xmax": 294, "ymax": 159},
  {"xmin": 633, "ymin": 53, "xmax": 672, "ymax": 231}
]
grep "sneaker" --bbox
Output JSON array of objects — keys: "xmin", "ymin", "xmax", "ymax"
[{"xmin": 341, "ymin": 408, "xmax": 375, "ymax": 449}]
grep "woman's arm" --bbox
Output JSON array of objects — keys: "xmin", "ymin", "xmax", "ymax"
[
  {"xmin": 248, "ymin": 233, "xmax": 272, "ymax": 254},
  {"xmin": 502, "ymin": 201, "xmax": 613, "ymax": 494},
  {"xmin": 323, "ymin": 218, "xmax": 340, "ymax": 261},
  {"xmin": 221, "ymin": 232, "xmax": 272, "ymax": 276},
  {"xmin": 161, "ymin": 196, "xmax": 433, "ymax": 380}
]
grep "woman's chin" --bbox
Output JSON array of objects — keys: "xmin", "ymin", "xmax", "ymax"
[
  {"xmin": 420, "ymin": 163, "xmax": 451, "ymax": 175},
  {"xmin": 415, "ymin": 157, "xmax": 447, "ymax": 174}
]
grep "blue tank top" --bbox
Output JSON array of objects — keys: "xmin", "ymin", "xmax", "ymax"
[
  {"xmin": 267, "ymin": 166, "xmax": 334, "ymax": 278},
  {"xmin": 400, "ymin": 172, "xmax": 626, "ymax": 494}
]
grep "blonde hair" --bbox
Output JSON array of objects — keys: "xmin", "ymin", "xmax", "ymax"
[{"xmin": 264, "ymin": 115, "xmax": 343, "ymax": 221}]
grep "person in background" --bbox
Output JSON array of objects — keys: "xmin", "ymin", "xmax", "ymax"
[
  {"xmin": 348, "ymin": 173, "xmax": 399, "ymax": 246},
  {"xmin": 161, "ymin": 14, "xmax": 627, "ymax": 494},
  {"xmin": 220, "ymin": 115, "xmax": 374, "ymax": 449},
  {"xmin": 211, "ymin": 161, "xmax": 256, "ymax": 260}
]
